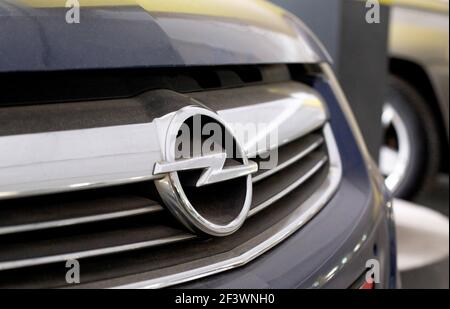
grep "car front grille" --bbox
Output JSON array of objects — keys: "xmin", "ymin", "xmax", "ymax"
[{"xmin": 0, "ymin": 65, "xmax": 341, "ymax": 288}]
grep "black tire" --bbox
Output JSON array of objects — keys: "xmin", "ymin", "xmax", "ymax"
[{"xmin": 383, "ymin": 76, "xmax": 440, "ymax": 198}]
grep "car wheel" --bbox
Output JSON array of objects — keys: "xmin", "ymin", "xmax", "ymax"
[{"xmin": 379, "ymin": 76, "xmax": 440, "ymax": 198}]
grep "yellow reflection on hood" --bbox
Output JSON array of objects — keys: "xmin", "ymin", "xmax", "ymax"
[{"xmin": 20, "ymin": 0, "xmax": 296, "ymax": 34}]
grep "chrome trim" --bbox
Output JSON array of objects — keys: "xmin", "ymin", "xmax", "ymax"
[
  {"xmin": 0, "ymin": 204, "xmax": 163, "ymax": 236},
  {"xmin": 0, "ymin": 122, "xmax": 163, "ymax": 200},
  {"xmin": 0, "ymin": 234, "xmax": 195, "ymax": 271},
  {"xmin": 249, "ymin": 156, "xmax": 328, "ymax": 217},
  {"xmin": 218, "ymin": 89, "xmax": 327, "ymax": 157},
  {"xmin": 0, "ymin": 83, "xmax": 327, "ymax": 200},
  {"xmin": 252, "ymin": 136, "xmax": 324, "ymax": 183},
  {"xmin": 113, "ymin": 124, "xmax": 342, "ymax": 289}
]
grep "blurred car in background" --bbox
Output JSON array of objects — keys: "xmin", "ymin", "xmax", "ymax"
[{"xmin": 380, "ymin": 0, "xmax": 449, "ymax": 198}]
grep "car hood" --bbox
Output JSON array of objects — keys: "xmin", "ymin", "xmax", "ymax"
[{"xmin": 0, "ymin": 0, "xmax": 330, "ymax": 72}]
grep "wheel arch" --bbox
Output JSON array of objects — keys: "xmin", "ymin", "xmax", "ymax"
[{"xmin": 389, "ymin": 57, "xmax": 448, "ymax": 171}]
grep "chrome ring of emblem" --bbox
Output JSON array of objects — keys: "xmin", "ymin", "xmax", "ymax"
[{"xmin": 153, "ymin": 106, "xmax": 256, "ymax": 237}]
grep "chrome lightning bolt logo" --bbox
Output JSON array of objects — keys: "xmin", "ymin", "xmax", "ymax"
[{"xmin": 152, "ymin": 106, "xmax": 257, "ymax": 237}]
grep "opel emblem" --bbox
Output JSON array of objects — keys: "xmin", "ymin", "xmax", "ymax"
[{"xmin": 153, "ymin": 106, "xmax": 257, "ymax": 236}]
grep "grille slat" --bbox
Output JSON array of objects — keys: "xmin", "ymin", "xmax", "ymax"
[
  {"xmin": 0, "ymin": 195, "xmax": 163, "ymax": 236},
  {"xmin": 0, "ymin": 220, "xmax": 194, "ymax": 271},
  {"xmin": 252, "ymin": 133, "xmax": 324, "ymax": 183},
  {"xmin": 250, "ymin": 153, "xmax": 328, "ymax": 217}
]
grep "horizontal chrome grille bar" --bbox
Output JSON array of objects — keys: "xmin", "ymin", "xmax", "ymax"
[
  {"xmin": 0, "ymin": 203, "xmax": 163, "ymax": 236},
  {"xmin": 0, "ymin": 230, "xmax": 194, "ymax": 271}
]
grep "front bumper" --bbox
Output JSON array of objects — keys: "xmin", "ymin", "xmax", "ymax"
[
  {"xmin": 180, "ymin": 72, "xmax": 398, "ymax": 289},
  {"xmin": 180, "ymin": 175, "xmax": 396, "ymax": 289}
]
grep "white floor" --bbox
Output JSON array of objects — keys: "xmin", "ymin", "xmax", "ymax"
[{"xmin": 394, "ymin": 198, "xmax": 449, "ymax": 272}]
